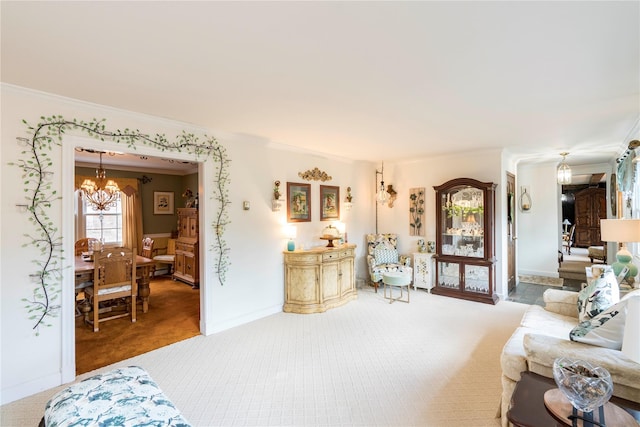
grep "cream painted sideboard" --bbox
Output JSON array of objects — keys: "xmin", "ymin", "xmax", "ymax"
[{"xmin": 283, "ymin": 244, "xmax": 357, "ymax": 314}]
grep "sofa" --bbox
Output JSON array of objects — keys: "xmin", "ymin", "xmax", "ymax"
[{"xmin": 499, "ymin": 288, "xmax": 640, "ymax": 427}]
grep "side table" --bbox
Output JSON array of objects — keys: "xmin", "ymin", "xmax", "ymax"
[
  {"xmin": 412, "ymin": 252, "xmax": 434, "ymax": 292},
  {"xmin": 507, "ymin": 371, "xmax": 640, "ymax": 427}
]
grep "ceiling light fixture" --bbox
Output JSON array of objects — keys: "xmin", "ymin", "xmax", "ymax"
[
  {"xmin": 80, "ymin": 151, "xmax": 121, "ymax": 211},
  {"xmin": 557, "ymin": 152, "xmax": 572, "ymax": 185}
]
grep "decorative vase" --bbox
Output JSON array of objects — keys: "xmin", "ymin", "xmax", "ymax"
[
  {"xmin": 552, "ymin": 357, "xmax": 613, "ymax": 413},
  {"xmin": 287, "ymin": 239, "xmax": 295, "ymax": 251}
]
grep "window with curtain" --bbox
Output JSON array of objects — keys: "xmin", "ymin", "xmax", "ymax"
[{"xmin": 75, "ymin": 190, "xmax": 123, "ymax": 245}]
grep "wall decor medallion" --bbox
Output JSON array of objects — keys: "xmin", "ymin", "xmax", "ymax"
[
  {"xmin": 12, "ymin": 116, "xmax": 230, "ymax": 333},
  {"xmin": 298, "ymin": 167, "xmax": 332, "ymax": 182},
  {"xmin": 409, "ymin": 187, "xmax": 425, "ymax": 236},
  {"xmin": 319, "ymin": 185, "xmax": 340, "ymax": 221},
  {"xmin": 287, "ymin": 182, "xmax": 311, "ymax": 222}
]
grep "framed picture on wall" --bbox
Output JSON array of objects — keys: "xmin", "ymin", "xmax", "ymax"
[
  {"xmin": 287, "ymin": 182, "xmax": 311, "ymax": 222},
  {"xmin": 153, "ymin": 191, "xmax": 174, "ymax": 215},
  {"xmin": 320, "ymin": 185, "xmax": 340, "ymax": 221}
]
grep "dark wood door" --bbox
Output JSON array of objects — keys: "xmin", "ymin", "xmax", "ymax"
[
  {"xmin": 507, "ymin": 173, "xmax": 516, "ymax": 293},
  {"xmin": 574, "ymin": 188, "xmax": 606, "ymax": 247}
]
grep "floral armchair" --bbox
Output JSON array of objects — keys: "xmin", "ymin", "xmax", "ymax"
[{"xmin": 366, "ymin": 234, "xmax": 412, "ymax": 292}]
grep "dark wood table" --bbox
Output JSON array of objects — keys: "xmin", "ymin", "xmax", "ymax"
[
  {"xmin": 507, "ymin": 371, "xmax": 640, "ymax": 427},
  {"xmin": 75, "ymin": 255, "xmax": 155, "ymax": 313}
]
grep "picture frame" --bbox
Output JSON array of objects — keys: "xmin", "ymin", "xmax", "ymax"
[
  {"xmin": 287, "ymin": 182, "xmax": 311, "ymax": 222},
  {"xmin": 319, "ymin": 185, "xmax": 340, "ymax": 221},
  {"xmin": 153, "ymin": 191, "xmax": 174, "ymax": 215}
]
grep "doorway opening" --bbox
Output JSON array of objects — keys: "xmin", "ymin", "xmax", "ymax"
[{"xmin": 67, "ymin": 140, "xmax": 206, "ymax": 376}]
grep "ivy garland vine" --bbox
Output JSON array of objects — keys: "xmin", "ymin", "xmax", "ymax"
[{"xmin": 11, "ymin": 116, "xmax": 231, "ymax": 334}]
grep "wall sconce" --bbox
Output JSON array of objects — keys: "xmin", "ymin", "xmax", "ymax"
[
  {"xmin": 520, "ymin": 186, "xmax": 532, "ymax": 212},
  {"xmin": 376, "ymin": 163, "xmax": 388, "ymax": 205},
  {"xmin": 557, "ymin": 152, "xmax": 572, "ymax": 185},
  {"xmin": 272, "ymin": 180, "xmax": 284, "ymax": 212},
  {"xmin": 344, "ymin": 186, "xmax": 353, "ymax": 211}
]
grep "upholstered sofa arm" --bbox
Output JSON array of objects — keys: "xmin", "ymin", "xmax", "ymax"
[
  {"xmin": 543, "ymin": 289, "xmax": 579, "ymax": 318},
  {"xmin": 524, "ymin": 333, "xmax": 640, "ymax": 402}
]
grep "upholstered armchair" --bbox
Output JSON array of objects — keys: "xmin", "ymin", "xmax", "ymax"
[{"xmin": 366, "ymin": 234, "xmax": 412, "ymax": 292}]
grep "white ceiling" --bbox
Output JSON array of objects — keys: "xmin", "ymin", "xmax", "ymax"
[{"xmin": 2, "ymin": 1, "xmax": 639, "ymax": 167}]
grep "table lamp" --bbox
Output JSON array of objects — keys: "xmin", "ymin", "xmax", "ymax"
[
  {"xmin": 562, "ymin": 219, "xmax": 571, "ymax": 233},
  {"xmin": 600, "ymin": 219, "xmax": 640, "ymax": 285},
  {"xmin": 285, "ymin": 225, "xmax": 297, "ymax": 251}
]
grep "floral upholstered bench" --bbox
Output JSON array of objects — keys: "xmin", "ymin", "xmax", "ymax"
[{"xmin": 40, "ymin": 365, "xmax": 190, "ymax": 427}]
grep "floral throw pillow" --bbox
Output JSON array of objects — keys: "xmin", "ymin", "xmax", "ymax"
[
  {"xmin": 577, "ymin": 266, "xmax": 620, "ymax": 321},
  {"xmin": 570, "ymin": 298, "xmax": 628, "ymax": 350}
]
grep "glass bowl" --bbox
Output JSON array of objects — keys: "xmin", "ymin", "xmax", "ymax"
[{"xmin": 552, "ymin": 357, "xmax": 613, "ymax": 413}]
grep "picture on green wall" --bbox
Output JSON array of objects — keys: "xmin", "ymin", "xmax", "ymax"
[{"xmin": 154, "ymin": 191, "xmax": 174, "ymax": 215}]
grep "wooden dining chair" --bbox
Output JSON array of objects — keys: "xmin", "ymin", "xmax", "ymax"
[
  {"xmin": 75, "ymin": 238, "xmax": 99, "ymax": 255},
  {"xmin": 141, "ymin": 237, "xmax": 155, "ymax": 277},
  {"xmin": 84, "ymin": 247, "xmax": 137, "ymax": 332},
  {"xmin": 152, "ymin": 238, "xmax": 176, "ymax": 276},
  {"xmin": 141, "ymin": 237, "xmax": 154, "ymax": 258}
]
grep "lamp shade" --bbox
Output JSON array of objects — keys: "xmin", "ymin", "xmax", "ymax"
[
  {"xmin": 562, "ymin": 219, "xmax": 571, "ymax": 226},
  {"xmin": 600, "ymin": 219, "xmax": 640, "ymax": 243}
]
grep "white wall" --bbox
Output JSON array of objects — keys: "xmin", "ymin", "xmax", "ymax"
[
  {"xmin": 378, "ymin": 149, "xmax": 507, "ymax": 298},
  {"xmin": 1, "ymin": 84, "xmax": 513, "ymax": 404},
  {"xmin": 0, "ymin": 84, "xmax": 373, "ymax": 404},
  {"xmin": 516, "ymin": 161, "xmax": 614, "ymax": 279}
]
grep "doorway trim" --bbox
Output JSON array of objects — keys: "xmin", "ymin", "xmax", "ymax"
[{"xmin": 61, "ymin": 135, "xmax": 213, "ymax": 382}]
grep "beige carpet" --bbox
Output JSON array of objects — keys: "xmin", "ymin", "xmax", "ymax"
[{"xmin": 1, "ymin": 288, "xmax": 528, "ymax": 427}]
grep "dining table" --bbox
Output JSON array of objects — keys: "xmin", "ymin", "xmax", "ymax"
[{"xmin": 75, "ymin": 254, "xmax": 155, "ymax": 313}]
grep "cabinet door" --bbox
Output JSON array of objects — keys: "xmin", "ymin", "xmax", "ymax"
[
  {"xmin": 464, "ymin": 264, "xmax": 490, "ymax": 294},
  {"xmin": 437, "ymin": 260, "xmax": 460, "ymax": 290},
  {"xmin": 413, "ymin": 253, "xmax": 432, "ymax": 289},
  {"xmin": 286, "ymin": 265, "xmax": 320, "ymax": 304},
  {"xmin": 339, "ymin": 257, "xmax": 354, "ymax": 295},
  {"xmin": 187, "ymin": 216, "xmax": 198, "ymax": 239},
  {"xmin": 321, "ymin": 262, "xmax": 340, "ymax": 302},
  {"xmin": 174, "ymin": 252, "xmax": 186, "ymax": 275},
  {"xmin": 183, "ymin": 251, "xmax": 197, "ymax": 281}
]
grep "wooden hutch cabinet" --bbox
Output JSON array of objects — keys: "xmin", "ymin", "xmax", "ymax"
[
  {"xmin": 574, "ymin": 187, "xmax": 606, "ymax": 248},
  {"xmin": 174, "ymin": 208, "xmax": 199, "ymax": 288},
  {"xmin": 433, "ymin": 178, "xmax": 497, "ymax": 304}
]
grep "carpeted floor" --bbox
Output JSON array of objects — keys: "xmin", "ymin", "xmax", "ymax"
[
  {"xmin": 76, "ymin": 276, "xmax": 200, "ymax": 374},
  {"xmin": 2, "ymin": 288, "xmax": 528, "ymax": 426}
]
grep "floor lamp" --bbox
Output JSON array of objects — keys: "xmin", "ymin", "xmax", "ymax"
[{"xmin": 600, "ymin": 219, "xmax": 640, "ymax": 285}]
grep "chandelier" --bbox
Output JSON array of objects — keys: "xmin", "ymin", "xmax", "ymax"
[{"xmin": 80, "ymin": 152, "xmax": 120, "ymax": 210}]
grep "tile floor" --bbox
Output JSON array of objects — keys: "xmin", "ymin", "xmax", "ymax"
[{"xmin": 506, "ymin": 280, "xmax": 582, "ymax": 306}]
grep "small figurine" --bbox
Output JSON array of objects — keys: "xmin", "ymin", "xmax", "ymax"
[{"xmin": 183, "ymin": 188, "xmax": 196, "ymax": 208}]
